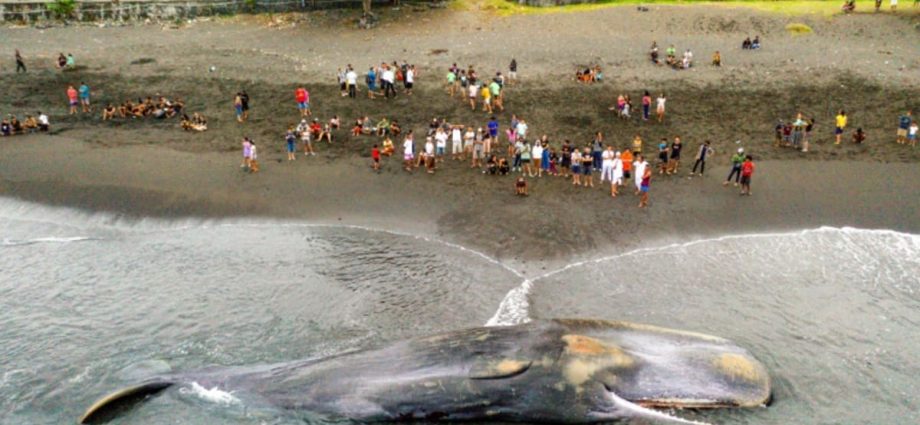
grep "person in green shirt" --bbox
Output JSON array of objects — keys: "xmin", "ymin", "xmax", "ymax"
[
  {"xmin": 723, "ymin": 147, "xmax": 745, "ymax": 186},
  {"xmin": 489, "ymin": 80, "xmax": 503, "ymax": 112},
  {"xmin": 375, "ymin": 117, "xmax": 390, "ymax": 137},
  {"xmin": 446, "ymin": 71, "xmax": 456, "ymax": 97}
]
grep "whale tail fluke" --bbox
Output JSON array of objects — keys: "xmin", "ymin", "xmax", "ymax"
[{"xmin": 79, "ymin": 380, "xmax": 173, "ymax": 424}]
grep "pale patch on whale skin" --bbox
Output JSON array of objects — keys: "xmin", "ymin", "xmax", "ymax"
[{"xmin": 561, "ymin": 335, "xmax": 635, "ymax": 390}]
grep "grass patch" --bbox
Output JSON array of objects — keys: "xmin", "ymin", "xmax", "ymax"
[
  {"xmin": 450, "ymin": 0, "xmax": 920, "ymax": 18},
  {"xmin": 785, "ymin": 22, "xmax": 813, "ymax": 33}
]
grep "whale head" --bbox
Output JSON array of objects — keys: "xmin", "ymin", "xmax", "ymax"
[{"xmin": 554, "ymin": 319, "xmax": 771, "ymax": 423}]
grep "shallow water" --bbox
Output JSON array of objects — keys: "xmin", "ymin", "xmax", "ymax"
[{"xmin": 1, "ymin": 198, "xmax": 918, "ymax": 424}]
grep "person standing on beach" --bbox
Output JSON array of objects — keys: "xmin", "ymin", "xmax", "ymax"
[
  {"xmin": 633, "ymin": 154, "xmax": 648, "ymax": 195},
  {"xmin": 897, "ymin": 111, "xmax": 912, "ymax": 144},
  {"xmin": 78, "ymin": 82, "xmax": 91, "ymax": 113},
  {"xmin": 621, "ymin": 149, "xmax": 633, "ymax": 181},
  {"xmin": 371, "ymin": 144, "xmax": 381, "ymax": 172},
  {"xmin": 301, "ymin": 123, "xmax": 315, "ymax": 156},
  {"xmin": 657, "ymin": 140, "xmax": 669, "ymax": 174},
  {"xmin": 592, "ymin": 132, "xmax": 604, "ymax": 171},
  {"xmin": 641, "ymin": 91, "xmax": 652, "ymax": 121},
  {"xmin": 721, "ymin": 147, "xmax": 744, "ymax": 186},
  {"xmin": 690, "ymin": 140, "xmax": 713, "ymax": 177},
  {"xmin": 908, "ymin": 121, "xmax": 918, "ymax": 147},
  {"xmin": 803, "ymin": 117, "xmax": 815, "ymax": 152},
  {"xmin": 233, "ymin": 93, "xmax": 243, "ymax": 123},
  {"xmin": 403, "ymin": 131, "xmax": 415, "ymax": 172},
  {"xmin": 15, "ymin": 49, "xmax": 26, "ymax": 73},
  {"xmin": 656, "ymin": 93, "xmax": 667, "ymax": 123},
  {"xmin": 638, "ymin": 157, "xmax": 651, "ymax": 208},
  {"xmin": 611, "ymin": 151, "xmax": 624, "ymax": 197},
  {"xmin": 66, "ymin": 85, "xmax": 78, "ymax": 115},
  {"xmin": 383, "ymin": 65, "xmax": 397, "ymax": 98},
  {"xmin": 740, "ymin": 155, "xmax": 755, "ymax": 196},
  {"xmin": 238, "ymin": 90, "xmax": 250, "ymax": 121},
  {"xmin": 295, "ymin": 87, "xmax": 311, "ymax": 117},
  {"xmin": 405, "ymin": 65, "xmax": 415, "ymax": 96},
  {"xmin": 667, "ymin": 136, "xmax": 682, "ymax": 174},
  {"xmin": 366, "ymin": 66, "xmax": 378, "ymax": 99},
  {"xmin": 241, "ymin": 137, "xmax": 251, "ymax": 169},
  {"xmin": 509, "ymin": 58, "xmax": 517, "ymax": 84},
  {"xmin": 581, "ymin": 147, "xmax": 595, "ymax": 188},
  {"xmin": 285, "ymin": 128, "xmax": 297, "ymax": 161},
  {"xmin": 834, "ymin": 110, "xmax": 847, "ymax": 145},
  {"xmin": 346, "ymin": 66, "xmax": 358, "ymax": 98},
  {"xmin": 600, "ymin": 145, "xmax": 615, "ymax": 186},
  {"xmin": 249, "ymin": 140, "xmax": 259, "ymax": 173}
]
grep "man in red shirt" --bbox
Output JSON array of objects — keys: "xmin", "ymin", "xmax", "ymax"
[{"xmin": 740, "ymin": 155, "xmax": 755, "ymax": 196}]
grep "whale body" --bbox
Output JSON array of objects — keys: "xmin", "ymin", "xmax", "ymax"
[{"xmin": 80, "ymin": 319, "xmax": 771, "ymax": 424}]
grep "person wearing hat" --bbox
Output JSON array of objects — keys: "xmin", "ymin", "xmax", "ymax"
[{"xmin": 724, "ymin": 147, "xmax": 745, "ymax": 186}]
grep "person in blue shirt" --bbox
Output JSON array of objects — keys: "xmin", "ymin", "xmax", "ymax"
[
  {"xmin": 366, "ymin": 67, "xmax": 377, "ymax": 99},
  {"xmin": 78, "ymin": 82, "xmax": 91, "ymax": 113},
  {"xmin": 487, "ymin": 116, "xmax": 499, "ymax": 140},
  {"xmin": 897, "ymin": 111, "xmax": 912, "ymax": 145}
]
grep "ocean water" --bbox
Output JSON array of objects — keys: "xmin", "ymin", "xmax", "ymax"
[{"xmin": 0, "ymin": 198, "xmax": 917, "ymax": 425}]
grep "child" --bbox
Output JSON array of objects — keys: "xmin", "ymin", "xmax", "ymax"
[
  {"xmin": 249, "ymin": 141, "xmax": 259, "ymax": 173},
  {"xmin": 371, "ymin": 144, "xmax": 381, "ymax": 172},
  {"xmin": 740, "ymin": 155, "xmax": 755, "ymax": 196},
  {"xmin": 515, "ymin": 177, "xmax": 528, "ymax": 196},
  {"xmin": 285, "ymin": 128, "xmax": 297, "ymax": 161},
  {"xmin": 382, "ymin": 137, "xmax": 395, "ymax": 156},
  {"xmin": 909, "ymin": 121, "xmax": 918, "ymax": 147},
  {"xmin": 638, "ymin": 165, "xmax": 651, "ymax": 208}
]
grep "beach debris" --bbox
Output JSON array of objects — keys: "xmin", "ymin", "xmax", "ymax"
[{"xmin": 785, "ymin": 23, "xmax": 813, "ymax": 35}]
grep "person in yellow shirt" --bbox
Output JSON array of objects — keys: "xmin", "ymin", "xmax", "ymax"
[
  {"xmin": 481, "ymin": 85, "xmax": 492, "ymax": 114},
  {"xmin": 835, "ymin": 110, "xmax": 847, "ymax": 145}
]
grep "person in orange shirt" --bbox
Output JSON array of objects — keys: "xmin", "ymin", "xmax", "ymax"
[
  {"xmin": 620, "ymin": 150, "xmax": 633, "ymax": 181},
  {"xmin": 66, "ymin": 85, "xmax": 78, "ymax": 115}
]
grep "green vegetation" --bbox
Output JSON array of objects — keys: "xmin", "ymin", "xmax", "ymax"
[
  {"xmin": 46, "ymin": 0, "xmax": 76, "ymax": 20},
  {"xmin": 450, "ymin": 0, "xmax": 919, "ymax": 17},
  {"xmin": 785, "ymin": 22, "xmax": 814, "ymax": 33}
]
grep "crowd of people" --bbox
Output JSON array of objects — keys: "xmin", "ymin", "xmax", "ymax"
[
  {"xmin": 649, "ymin": 42, "xmax": 696, "ymax": 70},
  {"xmin": 1, "ymin": 112, "xmax": 50, "ymax": 136}
]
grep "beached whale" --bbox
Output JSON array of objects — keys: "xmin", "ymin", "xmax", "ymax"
[{"xmin": 80, "ymin": 319, "xmax": 771, "ymax": 424}]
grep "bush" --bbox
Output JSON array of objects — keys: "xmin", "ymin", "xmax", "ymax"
[
  {"xmin": 46, "ymin": 0, "xmax": 76, "ymax": 20},
  {"xmin": 785, "ymin": 23, "xmax": 813, "ymax": 35}
]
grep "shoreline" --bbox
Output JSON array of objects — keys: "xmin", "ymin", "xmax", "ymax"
[{"xmin": 2, "ymin": 136, "xmax": 918, "ymax": 269}]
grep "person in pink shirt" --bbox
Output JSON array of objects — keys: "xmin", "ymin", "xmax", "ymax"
[
  {"xmin": 295, "ymin": 87, "xmax": 311, "ymax": 117},
  {"xmin": 66, "ymin": 85, "xmax": 78, "ymax": 115}
]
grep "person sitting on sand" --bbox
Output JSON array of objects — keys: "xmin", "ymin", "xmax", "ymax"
[
  {"xmin": 10, "ymin": 116, "xmax": 22, "ymax": 134},
  {"xmin": 329, "ymin": 115, "xmax": 340, "ymax": 131},
  {"xmin": 1, "ymin": 119, "xmax": 10, "ymax": 137},
  {"xmin": 102, "ymin": 104, "xmax": 116, "ymax": 121},
  {"xmin": 309, "ymin": 119, "xmax": 322, "ymax": 139},
  {"xmin": 742, "ymin": 37, "xmax": 752, "ymax": 50},
  {"xmin": 389, "ymin": 120, "xmax": 402, "ymax": 138},
  {"xmin": 191, "ymin": 113, "xmax": 207, "ymax": 131},
  {"xmin": 375, "ymin": 117, "xmax": 390, "ymax": 137},
  {"xmin": 66, "ymin": 53, "xmax": 75, "ymax": 68},
  {"xmin": 650, "ymin": 45, "xmax": 660, "ymax": 64},
  {"xmin": 23, "ymin": 114, "xmax": 38, "ymax": 133},
  {"xmin": 498, "ymin": 157, "xmax": 510, "ymax": 175},
  {"xmin": 485, "ymin": 155, "xmax": 498, "ymax": 175},
  {"xmin": 852, "ymin": 128, "xmax": 866, "ymax": 144},
  {"xmin": 712, "ymin": 51, "xmax": 722, "ymax": 67},
  {"xmin": 57, "ymin": 53, "xmax": 67, "ymax": 69},
  {"xmin": 318, "ymin": 123, "xmax": 333, "ymax": 143},
  {"xmin": 842, "ymin": 0, "xmax": 856, "ymax": 12},
  {"xmin": 515, "ymin": 176, "xmax": 528, "ymax": 196},
  {"xmin": 751, "ymin": 36, "xmax": 761, "ymax": 49},
  {"xmin": 37, "ymin": 112, "xmax": 49, "ymax": 131},
  {"xmin": 352, "ymin": 117, "xmax": 366, "ymax": 136},
  {"xmin": 381, "ymin": 136, "xmax": 395, "ymax": 156},
  {"xmin": 180, "ymin": 114, "xmax": 193, "ymax": 131}
]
